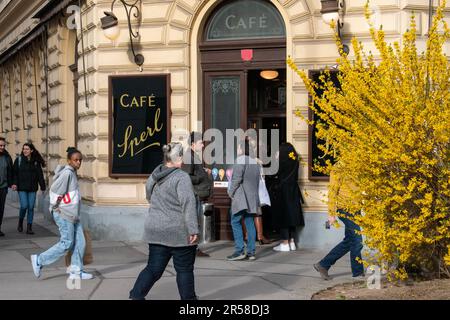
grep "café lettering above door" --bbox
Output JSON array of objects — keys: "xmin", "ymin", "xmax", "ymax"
[
  {"xmin": 109, "ymin": 74, "xmax": 170, "ymax": 177},
  {"xmin": 206, "ymin": 0, "xmax": 285, "ymax": 40}
]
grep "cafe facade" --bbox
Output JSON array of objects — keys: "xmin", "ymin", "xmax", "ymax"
[{"xmin": 0, "ymin": 0, "xmax": 446, "ymax": 248}]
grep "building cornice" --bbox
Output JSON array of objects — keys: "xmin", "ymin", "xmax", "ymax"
[{"xmin": 0, "ymin": 0, "xmax": 48, "ymax": 57}]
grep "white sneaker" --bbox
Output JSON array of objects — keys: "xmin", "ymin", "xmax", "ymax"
[
  {"xmin": 273, "ymin": 243, "xmax": 290, "ymax": 252},
  {"xmin": 69, "ymin": 272, "xmax": 94, "ymax": 280},
  {"xmin": 289, "ymin": 241, "xmax": 297, "ymax": 251},
  {"xmin": 30, "ymin": 254, "xmax": 41, "ymax": 278}
]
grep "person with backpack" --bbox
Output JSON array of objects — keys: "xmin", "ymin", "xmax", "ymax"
[
  {"xmin": 30, "ymin": 147, "xmax": 94, "ymax": 280},
  {"xmin": 0, "ymin": 137, "xmax": 13, "ymax": 237},
  {"xmin": 182, "ymin": 131, "xmax": 213, "ymax": 257},
  {"xmin": 11, "ymin": 143, "xmax": 46, "ymax": 235}
]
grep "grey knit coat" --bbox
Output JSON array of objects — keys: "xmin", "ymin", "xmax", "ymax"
[
  {"xmin": 227, "ymin": 155, "xmax": 260, "ymax": 215},
  {"xmin": 143, "ymin": 164, "xmax": 199, "ymax": 247}
]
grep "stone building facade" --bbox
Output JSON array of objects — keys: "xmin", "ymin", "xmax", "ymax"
[{"xmin": 0, "ymin": 0, "xmax": 448, "ymax": 247}]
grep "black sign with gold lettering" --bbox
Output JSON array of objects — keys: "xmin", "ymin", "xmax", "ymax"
[{"xmin": 109, "ymin": 74, "xmax": 171, "ymax": 177}]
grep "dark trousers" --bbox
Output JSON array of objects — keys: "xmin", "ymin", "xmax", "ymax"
[
  {"xmin": 319, "ymin": 210, "xmax": 364, "ymax": 277},
  {"xmin": 0, "ymin": 187, "xmax": 8, "ymax": 228},
  {"xmin": 129, "ymin": 244, "xmax": 197, "ymax": 300},
  {"xmin": 280, "ymin": 226, "xmax": 296, "ymax": 241}
]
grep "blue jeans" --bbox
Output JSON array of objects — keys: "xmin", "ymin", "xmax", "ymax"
[
  {"xmin": 129, "ymin": 244, "xmax": 197, "ymax": 300},
  {"xmin": 319, "ymin": 210, "xmax": 364, "ymax": 276},
  {"xmin": 231, "ymin": 209, "xmax": 256, "ymax": 255},
  {"xmin": 37, "ymin": 211, "xmax": 85, "ymax": 274},
  {"xmin": 18, "ymin": 191, "xmax": 37, "ymax": 224}
]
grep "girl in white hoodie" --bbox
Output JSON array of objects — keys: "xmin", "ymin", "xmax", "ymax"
[{"xmin": 30, "ymin": 147, "xmax": 94, "ymax": 280}]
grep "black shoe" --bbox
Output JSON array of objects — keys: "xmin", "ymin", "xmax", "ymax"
[
  {"xmin": 18, "ymin": 218, "xmax": 24, "ymax": 232},
  {"xmin": 0, "ymin": 230, "xmax": 4, "ymax": 237},
  {"xmin": 314, "ymin": 263, "xmax": 331, "ymax": 280},
  {"xmin": 26, "ymin": 223, "xmax": 34, "ymax": 235},
  {"xmin": 226, "ymin": 252, "xmax": 247, "ymax": 261},
  {"xmin": 247, "ymin": 253, "xmax": 256, "ymax": 261}
]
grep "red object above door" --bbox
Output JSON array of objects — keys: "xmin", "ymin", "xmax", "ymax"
[{"xmin": 241, "ymin": 49, "xmax": 253, "ymax": 61}]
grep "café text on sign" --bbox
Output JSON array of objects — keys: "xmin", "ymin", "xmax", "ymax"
[{"xmin": 109, "ymin": 75, "xmax": 170, "ymax": 177}]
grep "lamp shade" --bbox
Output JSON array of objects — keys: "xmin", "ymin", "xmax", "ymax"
[
  {"xmin": 320, "ymin": 0, "xmax": 340, "ymax": 24},
  {"xmin": 103, "ymin": 25, "xmax": 120, "ymax": 41},
  {"xmin": 260, "ymin": 70, "xmax": 279, "ymax": 80},
  {"xmin": 101, "ymin": 11, "xmax": 120, "ymax": 41},
  {"xmin": 321, "ymin": 11, "xmax": 340, "ymax": 25}
]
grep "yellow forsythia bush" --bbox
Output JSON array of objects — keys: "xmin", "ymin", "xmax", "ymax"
[{"xmin": 288, "ymin": 1, "xmax": 450, "ymax": 279}]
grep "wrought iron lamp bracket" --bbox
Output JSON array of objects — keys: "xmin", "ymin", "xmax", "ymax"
[
  {"xmin": 110, "ymin": 0, "xmax": 144, "ymax": 67},
  {"xmin": 336, "ymin": 0, "xmax": 345, "ymax": 39}
]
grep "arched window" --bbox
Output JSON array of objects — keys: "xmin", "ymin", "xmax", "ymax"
[{"xmin": 205, "ymin": 0, "xmax": 285, "ymax": 41}]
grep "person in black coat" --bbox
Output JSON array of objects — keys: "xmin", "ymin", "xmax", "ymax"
[
  {"xmin": 0, "ymin": 137, "xmax": 14, "ymax": 236},
  {"xmin": 271, "ymin": 143, "xmax": 305, "ymax": 252},
  {"xmin": 181, "ymin": 131, "xmax": 213, "ymax": 257},
  {"xmin": 11, "ymin": 143, "xmax": 46, "ymax": 234}
]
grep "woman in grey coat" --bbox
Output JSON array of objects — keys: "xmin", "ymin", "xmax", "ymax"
[
  {"xmin": 227, "ymin": 139, "xmax": 260, "ymax": 261},
  {"xmin": 129, "ymin": 143, "xmax": 199, "ymax": 300}
]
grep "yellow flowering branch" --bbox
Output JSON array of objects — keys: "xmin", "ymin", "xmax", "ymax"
[{"xmin": 288, "ymin": 0, "xmax": 450, "ymax": 280}]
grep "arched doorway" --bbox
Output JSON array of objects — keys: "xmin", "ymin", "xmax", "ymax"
[{"xmin": 200, "ymin": 0, "xmax": 286, "ymax": 240}]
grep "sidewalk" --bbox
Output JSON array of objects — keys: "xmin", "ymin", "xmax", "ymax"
[{"xmin": 0, "ymin": 203, "xmax": 358, "ymax": 300}]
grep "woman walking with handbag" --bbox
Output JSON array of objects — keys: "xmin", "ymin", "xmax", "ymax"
[
  {"xmin": 271, "ymin": 143, "xmax": 305, "ymax": 252},
  {"xmin": 11, "ymin": 143, "xmax": 46, "ymax": 235},
  {"xmin": 227, "ymin": 139, "xmax": 260, "ymax": 261},
  {"xmin": 129, "ymin": 143, "xmax": 199, "ymax": 300},
  {"xmin": 30, "ymin": 147, "xmax": 94, "ymax": 280}
]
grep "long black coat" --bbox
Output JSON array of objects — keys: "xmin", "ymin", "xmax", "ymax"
[
  {"xmin": 269, "ymin": 149, "xmax": 305, "ymax": 229},
  {"xmin": 0, "ymin": 151, "xmax": 14, "ymax": 187},
  {"xmin": 12, "ymin": 156, "xmax": 46, "ymax": 192}
]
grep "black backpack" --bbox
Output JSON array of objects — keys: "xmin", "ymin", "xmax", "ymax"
[{"xmin": 196, "ymin": 173, "xmax": 213, "ymax": 200}]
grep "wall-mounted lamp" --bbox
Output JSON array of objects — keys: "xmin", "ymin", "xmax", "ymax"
[
  {"xmin": 320, "ymin": 0, "xmax": 349, "ymax": 55},
  {"xmin": 260, "ymin": 70, "xmax": 279, "ymax": 80},
  {"xmin": 101, "ymin": 0, "xmax": 144, "ymax": 67}
]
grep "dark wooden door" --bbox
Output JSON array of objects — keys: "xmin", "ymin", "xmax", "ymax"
[
  {"xmin": 200, "ymin": 44, "xmax": 285, "ymax": 241},
  {"xmin": 204, "ymin": 71, "xmax": 247, "ymax": 240}
]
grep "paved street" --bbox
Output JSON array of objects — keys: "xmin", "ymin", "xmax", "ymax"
[{"xmin": 0, "ymin": 203, "xmax": 358, "ymax": 300}]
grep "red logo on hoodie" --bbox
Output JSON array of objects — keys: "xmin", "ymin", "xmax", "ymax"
[
  {"xmin": 57, "ymin": 194, "xmax": 72, "ymax": 204},
  {"xmin": 62, "ymin": 193, "xmax": 72, "ymax": 204}
]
